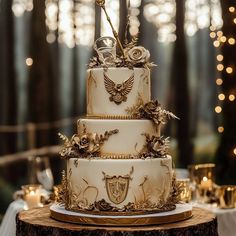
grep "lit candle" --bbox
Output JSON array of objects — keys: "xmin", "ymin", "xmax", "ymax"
[
  {"xmin": 25, "ymin": 190, "xmax": 41, "ymax": 209},
  {"xmin": 22, "ymin": 184, "xmax": 42, "ymax": 209},
  {"xmin": 200, "ymin": 176, "xmax": 212, "ymax": 189}
]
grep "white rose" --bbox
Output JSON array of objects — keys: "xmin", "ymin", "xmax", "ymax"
[{"xmin": 125, "ymin": 46, "xmax": 150, "ymax": 65}]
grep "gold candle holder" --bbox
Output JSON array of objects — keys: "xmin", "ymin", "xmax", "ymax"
[
  {"xmin": 217, "ymin": 185, "xmax": 236, "ymax": 209},
  {"xmin": 22, "ymin": 184, "xmax": 43, "ymax": 209},
  {"xmin": 177, "ymin": 178, "xmax": 192, "ymax": 203},
  {"xmin": 188, "ymin": 163, "xmax": 215, "ymax": 203},
  {"xmin": 188, "ymin": 163, "xmax": 215, "ymax": 185}
]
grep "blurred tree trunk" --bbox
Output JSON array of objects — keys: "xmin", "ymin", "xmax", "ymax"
[
  {"xmin": 216, "ymin": 1, "xmax": 236, "ymax": 184},
  {"xmin": 172, "ymin": 0, "xmax": 193, "ymax": 167},
  {"xmin": 72, "ymin": 1, "xmax": 78, "ymax": 116},
  {"xmin": 94, "ymin": 2, "xmax": 101, "ymax": 46},
  {"xmin": 28, "ymin": 0, "xmax": 54, "ymax": 147},
  {"xmin": 0, "ymin": 0, "xmax": 17, "ymax": 155},
  {"xmin": 118, "ymin": 0, "xmax": 127, "ymax": 46},
  {"xmin": 48, "ymin": 0, "xmax": 60, "ymax": 142},
  {"xmin": 138, "ymin": 0, "xmax": 145, "ymax": 45}
]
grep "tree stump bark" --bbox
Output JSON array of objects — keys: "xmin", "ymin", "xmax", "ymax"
[{"xmin": 16, "ymin": 206, "xmax": 218, "ymax": 236}]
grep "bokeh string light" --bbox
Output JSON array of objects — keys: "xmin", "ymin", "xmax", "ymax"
[
  {"xmin": 210, "ymin": 5, "xmax": 236, "ymax": 156},
  {"xmin": 144, "ymin": 0, "xmax": 176, "ymax": 43},
  {"xmin": 12, "ymin": 0, "xmax": 33, "ymax": 17},
  {"xmin": 45, "ymin": 0, "xmax": 95, "ymax": 47},
  {"xmin": 25, "ymin": 57, "xmax": 33, "ymax": 66}
]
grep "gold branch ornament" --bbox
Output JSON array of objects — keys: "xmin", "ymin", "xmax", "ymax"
[{"xmin": 96, "ymin": 0, "xmax": 125, "ymax": 59}]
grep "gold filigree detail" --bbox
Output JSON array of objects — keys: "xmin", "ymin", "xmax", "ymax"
[
  {"xmin": 102, "ymin": 167, "xmax": 134, "ymax": 204},
  {"xmin": 161, "ymin": 159, "xmax": 172, "ymax": 180},
  {"xmin": 63, "ymin": 176, "xmax": 100, "ymax": 211},
  {"xmin": 58, "ymin": 125, "xmax": 119, "ymax": 159},
  {"xmin": 140, "ymin": 68, "xmax": 150, "ymax": 85},
  {"xmin": 104, "ymin": 71, "xmax": 134, "ymax": 105},
  {"xmin": 139, "ymin": 176, "xmax": 148, "ymax": 202},
  {"xmin": 132, "ymin": 176, "xmax": 166, "ymax": 211},
  {"xmin": 73, "ymin": 159, "xmax": 79, "ymax": 168},
  {"xmin": 130, "ymin": 174, "xmax": 181, "ymax": 213},
  {"xmin": 88, "ymin": 70, "xmax": 97, "ymax": 87}
]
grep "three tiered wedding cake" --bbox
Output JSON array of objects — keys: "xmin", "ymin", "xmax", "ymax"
[{"xmin": 57, "ymin": 43, "xmax": 181, "ymax": 216}]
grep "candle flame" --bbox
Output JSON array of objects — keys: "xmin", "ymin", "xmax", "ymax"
[
  {"xmin": 202, "ymin": 176, "xmax": 208, "ymax": 182},
  {"xmin": 29, "ymin": 190, "xmax": 36, "ymax": 195}
]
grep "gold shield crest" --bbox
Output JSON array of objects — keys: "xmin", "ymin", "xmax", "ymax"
[{"xmin": 102, "ymin": 167, "xmax": 134, "ymax": 204}]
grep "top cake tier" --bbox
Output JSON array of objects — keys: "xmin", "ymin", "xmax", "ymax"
[{"xmin": 87, "ymin": 67, "xmax": 151, "ymax": 118}]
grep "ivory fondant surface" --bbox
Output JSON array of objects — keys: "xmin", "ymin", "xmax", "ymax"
[
  {"xmin": 78, "ymin": 118, "xmax": 160, "ymax": 156},
  {"xmin": 87, "ymin": 67, "xmax": 151, "ymax": 117},
  {"xmin": 67, "ymin": 156, "xmax": 172, "ymax": 210}
]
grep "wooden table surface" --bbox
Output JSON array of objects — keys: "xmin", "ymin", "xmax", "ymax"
[{"xmin": 16, "ymin": 206, "xmax": 218, "ymax": 236}]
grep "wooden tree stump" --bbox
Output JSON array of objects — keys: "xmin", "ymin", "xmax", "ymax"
[{"xmin": 16, "ymin": 206, "xmax": 218, "ymax": 236}]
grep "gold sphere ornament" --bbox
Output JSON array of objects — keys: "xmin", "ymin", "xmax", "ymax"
[{"xmin": 96, "ymin": 0, "xmax": 105, "ymax": 7}]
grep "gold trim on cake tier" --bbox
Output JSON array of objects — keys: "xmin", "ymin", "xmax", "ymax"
[
  {"xmin": 50, "ymin": 204, "xmax": 192, "ymax": 226},
  {"xmin": 100, "ymin": 154, "xmax": 137, "ymax": 159},
  {"xmin": 86, "ymin": 115, "xmax": 136, "ymax": 119},
  {"xmin": 64, "ymin": 202, "xmax": 176, "ymax": 216}
]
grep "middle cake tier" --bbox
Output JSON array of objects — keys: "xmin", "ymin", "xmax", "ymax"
[{"xmin": 78, "ymin": 118, "xmax": 160, "ymax": 157}]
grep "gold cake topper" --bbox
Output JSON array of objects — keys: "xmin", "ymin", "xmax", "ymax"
[
  {"xmin": 104, "ymin": 71, "xmax": 134, "ymax": 105},
  {"xmin": 95, "ymin": 0, "xmax": 125, "ymax": 59},
  {"xmin": 102, "ymin": 167, "xmax": 134, "ymax": 204},
  {"xmin": 89, "ymin": 0, "xmax": 154, "ymax": 69}
]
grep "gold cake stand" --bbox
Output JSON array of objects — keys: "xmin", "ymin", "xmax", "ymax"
[{"xmin": 50, "ymin": 203, "xmax": 192, "ymax": 226}]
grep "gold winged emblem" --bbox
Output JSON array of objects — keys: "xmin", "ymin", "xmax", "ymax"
[
  {"xmin": 104, "ymin": 72, "xmax": 134, "ymax": 105},
  {"xmin": 102, "ymin": 167, "xmax": 134, "ymax": 204}
]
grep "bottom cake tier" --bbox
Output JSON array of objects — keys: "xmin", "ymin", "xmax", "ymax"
[{"xmin": 65, "ymin": 156, "xmax": 177, "ymax": 215}]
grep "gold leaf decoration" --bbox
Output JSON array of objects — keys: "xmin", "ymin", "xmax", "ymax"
[
  {"xmin": 167, "ymin": 172, "xmax": 183, "ymax": 204},
  {"xmin": 126, "ymin": 95, "xmax": 179, "ymax": 127},
  {"xmin": 55, "ymin": 170, "xmax": 68, "ymax": 206},
  {"xmin": 139, "ymin": 134, "xmax": 170, "ymax": 159},
  {"xmin": 58, "ymin": 125, "xmax": 119, "ymax": 159}
]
